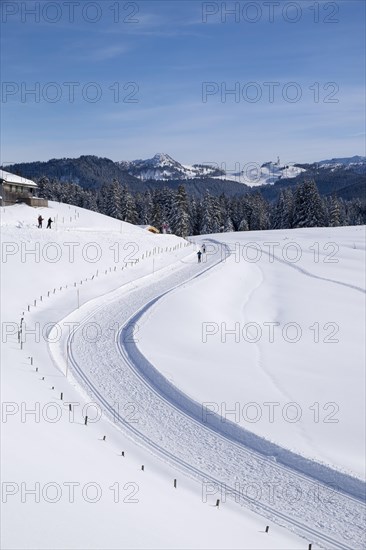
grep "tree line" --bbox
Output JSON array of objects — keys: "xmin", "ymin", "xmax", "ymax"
[{"xmin": 36, "ymin": 177, "xmax": 366, "ymax": 237}]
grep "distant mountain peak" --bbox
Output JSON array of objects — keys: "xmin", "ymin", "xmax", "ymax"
[
  {"xmin": 119, "ymin": 153, "xmax": 224, "ymax": 181},
  {"xmin": 317, "ymin": 155, "xmax": 366, "ymax": 167},
  {"xmin": 152, "ymin": 152, "xmax": 174, "ymax": 162}
]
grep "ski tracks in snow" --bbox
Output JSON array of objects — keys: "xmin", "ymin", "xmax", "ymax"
[{"xmin": 54, "ymin": 240, "xmax": 365, "ymax": 550}]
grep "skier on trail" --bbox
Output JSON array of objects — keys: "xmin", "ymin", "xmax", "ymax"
[
  {"xmin": 197, "ymin": 250, "xmax": 202, "ymax": 263},
  {"xmin": 46, "ymin": 217, "xmax": 53, "ymax": 229},
  {"xmin": 37, "ymin": 215, "xmax": 44, "ymax": 228},
  {"xmin": 202, "ymin": 244, "xmax": 206, "ymax": 253}
]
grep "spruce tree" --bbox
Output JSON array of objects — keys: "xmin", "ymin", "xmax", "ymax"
[
  {"xmin": 199, "ymin": 192, "xmax": 222, "ymax": 234},
  {"xmin": 170, "ymin": 184, "xmax": 190, "ymax": 237},
  {"xmin": 139, "ymin": 191, "xmax": 154, "ymax": 225},
  {"xmin": 108, "ymin": 179, "xmax": 123, "ymax": 219},
  {"xmin": 328, "ymin": 196, "xmax": 341, "ymax": 227},
  {"xmin": 82, "ymin": 191, "xmax": 99, "ymax": 212},
  {"xmin": 248, "ymin": 193, "xmax": 269, "ymax": 230},
  {"xmin": 223, "ymin": 214, "xmax": 234, "ymax": 232},
  {"xmin": 293, "ymin": 180, "xmax": 325, "ymax": 228},
  {"xmin": 121, "ymin": 185, "xmax": 138, "ymax": 224},
  {"xmin": 272, "ymin": 189, "xmax": 294, "ymax": 229},
  {"xmin": 238, "ymin": 218, "xmax": 249, "ymax": 231},
  {"xmin": 37, "ymin": 177, "xmax": 54, "ymax": 199}
]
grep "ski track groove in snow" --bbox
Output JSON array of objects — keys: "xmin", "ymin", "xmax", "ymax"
[
  {"xmin": 258, "ymin": 247, "xmax": 366, "ymax": 294},
  {"xmin": 55, "ymin": 240, "xmax": 365, "ymax": 550},
  {"xmin": 236, "ymin": 263, "xmax": 318, "ymax": 453}
]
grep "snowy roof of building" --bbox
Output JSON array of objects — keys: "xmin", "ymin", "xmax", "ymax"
[{"xmin": 0, "ymin": 170, "xmax": 37, "ymax": 188}]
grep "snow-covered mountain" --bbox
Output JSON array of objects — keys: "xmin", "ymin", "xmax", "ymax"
[
  {"xmin": 316, "ymin": 155, "xmax": 366, "ymax": 172},
  {"xmin": 4, "ymin": 154, "xmax": 365, "ymax": 196},
  {"xmin": 120, "ymin": 153, "xmax": 366, "ymax": 186},
  {"xmin": 118, "ymin": 153, "xmax": 305, "ymax": 186},
  {"xmin": 118, "ymin": 153, "xmax": 225, "ymax": 181},
  {"xmin": 215, "ymin": 159, "xmax": 306, "ymax": 187}
]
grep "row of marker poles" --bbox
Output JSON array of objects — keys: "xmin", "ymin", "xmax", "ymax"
[
  {"xmin": 21, "ymin": 239, "xmax": 195, "ymax": 348},
  {"xmin": 27, "ymin": 348, "xmax": 177, "ymax": 489},
  {"xmin": 24, "ymin": 356, "xmax": 317, "ymax": 547}
]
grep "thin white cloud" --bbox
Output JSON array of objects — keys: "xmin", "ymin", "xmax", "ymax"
[{"xmin": 91, "ymin": 44, "xmax": 130, "ymax": 61}]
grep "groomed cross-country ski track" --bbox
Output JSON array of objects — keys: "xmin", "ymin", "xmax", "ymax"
[{"xmin": 50, "ymin": 240, "xmax": 366, "ymax": 550}]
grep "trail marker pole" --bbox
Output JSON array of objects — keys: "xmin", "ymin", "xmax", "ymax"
[{"xmin": 66, "ymin": 348, "xmax": 69, "ymax": 378}]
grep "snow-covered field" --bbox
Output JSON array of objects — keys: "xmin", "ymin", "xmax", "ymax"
[
  {"xmin": 1, "ymin": 203, "xmax": 365, "ymax": 549},
  {"xmin": 1, "ymin": 202, "xmax": 309, "ymax": 550},
  {"xmin": 138, "ymin": 227, "xmax": 366, "ymax": 478}
]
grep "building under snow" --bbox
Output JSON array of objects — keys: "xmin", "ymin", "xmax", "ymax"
[
  {"xmin": 138, "ymin": 225, "xmax": 160, "ymax": 234},
  {"xmin": 0, "ymin": 170, "xmax": 48, "ymax": 207}
]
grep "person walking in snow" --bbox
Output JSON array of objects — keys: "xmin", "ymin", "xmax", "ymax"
[
  {"xmin": 38, "ymin": 215, "xmax": 44, "ymax": 228},
  {"xmin": 202, "ymin": 244, "xmax": 206, "ymax": 253},
  {"xmin": 46, "ymin": 217, "xmax": 53, "ymax": 229},
  {"xmin": 197, "ymin": 250, "xmax": 202, "ymax": 263}
]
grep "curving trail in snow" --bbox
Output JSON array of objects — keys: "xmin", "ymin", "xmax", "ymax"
[{"xmin": 53, "ymin": 241, "xmax": 366, "ymax": 550}]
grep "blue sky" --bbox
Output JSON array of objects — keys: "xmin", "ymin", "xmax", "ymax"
[{"xmin": 1, "ymin": 0, "xmax": 365, "ymax": 167}]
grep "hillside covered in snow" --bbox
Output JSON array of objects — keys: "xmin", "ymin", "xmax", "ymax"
[
  {"xmin": 2, "ymin": 202, "xmax": 365, "ymax": 549},
  {"xmin": 2, "ymin": 202, "xmax": 313, "ymax": 550}
]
